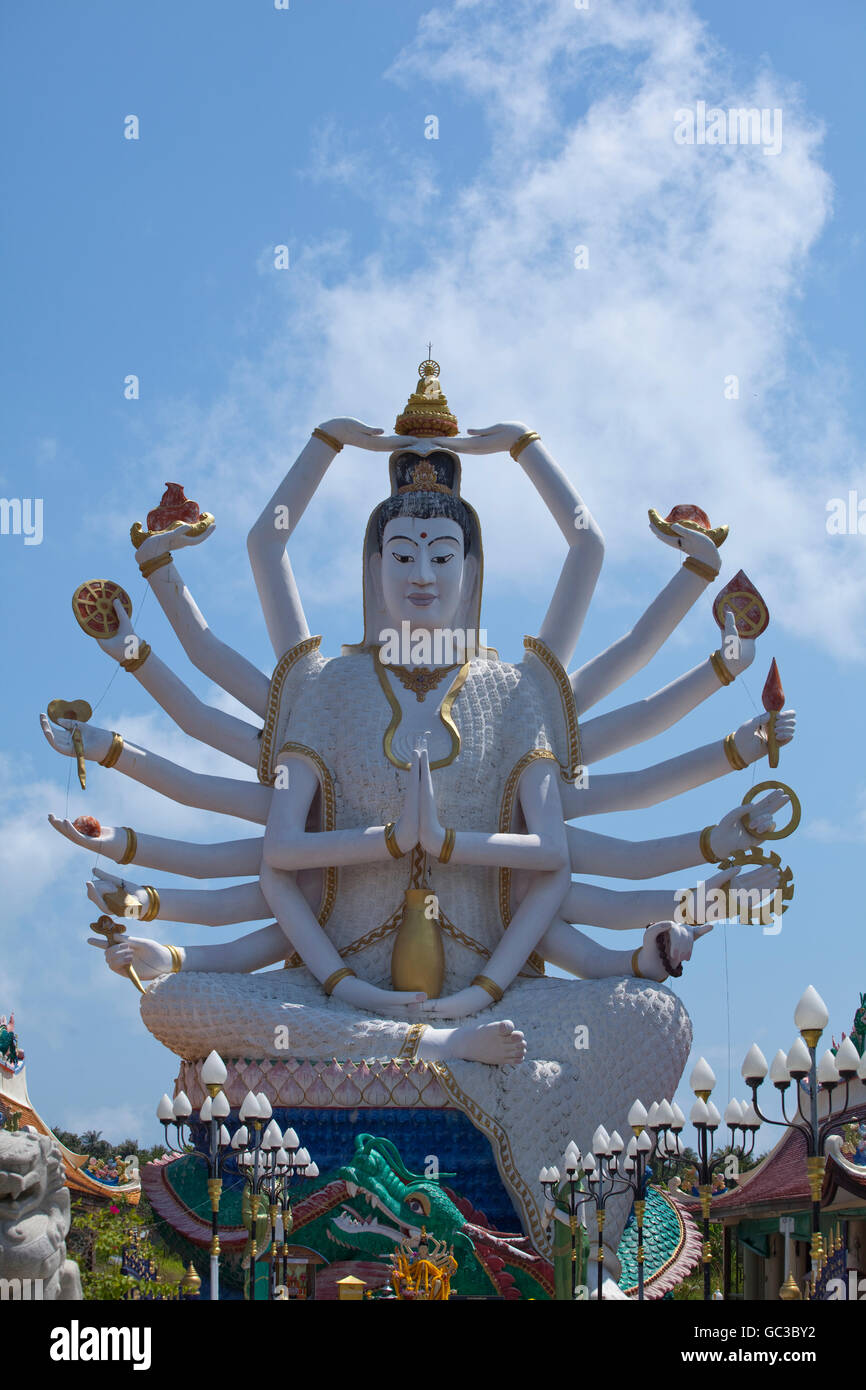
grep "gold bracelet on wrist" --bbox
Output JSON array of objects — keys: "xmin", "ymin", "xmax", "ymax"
[
  {"xmin": 699, "ymin": 825, "xmax": 718, "ymax": 864},
  {"xmin": 710, "ymin": 650, "xmax": 734, "ymax": 686},
  {"xmin": 323, "ymin": 966, "xmax": 356, "ymax": 996},
  {"xmin": 723, "ymin": 732, "xmax": 748, "ymax": 771},
  {"xmin": 312, "ymin": 427, "xmax": 344, "ymax": 453},
  {"xmin": 139, "ymin": 552, "xmax": 173, "ymax": 580},
  {"xmin": 119, "ymin": 827, "xmax": 138, "ymax": 866},
  {"xmin": 120, "ymin": 641, "xmax": 151, "ymax": 674},
  {"xmin": 139, "ymin": 886, "xmax": 160, "ymax": 923},
  {"xmin": 439, "ymin": 827, "xmax": 455, "ymax": 864},
  {"xmin": 472, "ymin": 974, "xmax": 504, "ymax": 1004},
  {"xmin": 509, "ymin": 430, "xmax": 540, "ymax": 461},
  {"xmin": 384, "ymin": 822, "xmax": 406, "ymax": 859},
  {"xmin": 683, "ymin": 555, "xmax": 720, "ymax": 583},
  {"xmin": 631, "ymin": 948, "xmax": 645, "ymax": 979},
  {"xmin": 99, "ymin": 733, "xmax": 124, "ymax": 769},
  {"xmin": 166, "ymin": 944, "xmax": 183, "ymax": 974}
]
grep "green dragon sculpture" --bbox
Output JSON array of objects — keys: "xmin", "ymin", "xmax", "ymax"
[
  {"xmin": 143, "ymin": 1132, "xmax": 697, "ymax": 1298},
  {"xmin": 301, "ymin": 1134, "xmax": 554, "ymax": 1298}
]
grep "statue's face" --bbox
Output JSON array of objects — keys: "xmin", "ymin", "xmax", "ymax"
[{"xmin": 377, "ymin": 514, "xmax": 467, "ymax": 634}]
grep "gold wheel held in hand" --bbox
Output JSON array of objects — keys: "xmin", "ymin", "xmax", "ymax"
[
  {"xmin": 71, "ymin": 579, "xmax": 133, "ymax": 639},
  {"xmin": 715, "ymin": 846, "xmax": 795, "ymax": 924}
]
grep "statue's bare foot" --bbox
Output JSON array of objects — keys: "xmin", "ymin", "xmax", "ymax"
[{"xmin": 419, "ymin": 1019, "xmax": 526, "ymax": 1066}]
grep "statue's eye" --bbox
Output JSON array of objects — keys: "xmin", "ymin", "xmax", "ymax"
[
  {"xmin": 431, "ymin": 553, "xmax": 454, "ymax": 565},
  {"xmin": 391, "ymin": 552, "xmax": 414, "ymax": 564}
]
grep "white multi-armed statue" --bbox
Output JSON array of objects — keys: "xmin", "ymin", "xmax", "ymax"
[{"xmin": 42, "ymin": 361, "xmax": 796, "ymax": 1289}]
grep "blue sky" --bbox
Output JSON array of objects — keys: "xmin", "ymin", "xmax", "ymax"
[{"xmin": 1, "ymin": 0, "xmax": 865, "ymax": 1153}]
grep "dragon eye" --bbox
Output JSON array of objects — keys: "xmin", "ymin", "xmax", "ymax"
[{"xmin": 406, "ymin": 1193, "xmax": 431, "ymax": 1216}]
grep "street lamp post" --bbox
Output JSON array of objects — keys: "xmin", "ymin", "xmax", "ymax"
[
  {"xmin": 156, "ymin": 1049, "xmax": 232, "ymax": 1301},
  {"xmin": 540, "ymin": 1140, "xmax": 586, "ymax": 1300},
  {"xmin": 741, "ymin": 985, "xmax": 866, "ymax": 1295}
]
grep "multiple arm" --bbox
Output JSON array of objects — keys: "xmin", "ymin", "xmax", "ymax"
[
  {"xmin": 41, "ymin": 715, "xmax": 272, "ymax": 824},
  {"xmin": 134, "ymin": 524, "xmax": 270, "ymax": 716},
  {"xmin": 570, "ymin": 522, "xmax": 724, "ymax": 715},
  {"xmin": 48, "ymin": 815, "xmax": 262, "ymax": 878},
  {"xmin": 560, "ymin": 710, "xmax": 795, "ymax": 818},
  {"xmin": 87, "ymin": 869, "xmax": 269, "ymax": 927}
]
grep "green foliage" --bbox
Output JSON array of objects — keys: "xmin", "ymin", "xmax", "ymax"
[
  {"xmin": 69, "ymin": 1196, "xmax": 184, "ymax": 1301},
  {"xmin": 50, "ymin": 1126, "xmax": 168, "ymax": 1164}
]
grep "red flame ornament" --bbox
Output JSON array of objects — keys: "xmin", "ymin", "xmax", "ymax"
[
  {"xmin": 761, "ymin": 659, "xmax": 785, "ymax": 714},
  {"xmin": 761, "ymin": 658, "xmax": 785, "ymax": 768}
]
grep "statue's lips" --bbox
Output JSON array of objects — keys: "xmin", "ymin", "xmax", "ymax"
[{"xmin": 407, "ymin": 593, "xmax": 436, "ymax": 606}]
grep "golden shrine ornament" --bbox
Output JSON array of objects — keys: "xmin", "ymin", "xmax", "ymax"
[{"xmin": 71, "ymin": 580, "xmax": 133, "ymax": 639}]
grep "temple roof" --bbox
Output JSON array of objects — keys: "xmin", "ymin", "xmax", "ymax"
[
  {"xmin": 711, "ymin": 1099, "xmax": 866, "ymax": 1220},
  {"xmin": 0, "ymin": 1063, "xmax": 140, "ymax": 1204}
]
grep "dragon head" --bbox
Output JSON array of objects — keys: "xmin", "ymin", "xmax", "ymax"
[{"xmin": 329, "ymin": 1134, "xmax": 473, "ymax": 1265}]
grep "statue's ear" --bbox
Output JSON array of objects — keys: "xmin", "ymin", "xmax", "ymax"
[
  {"xmin": 461, "ymin": 551, "xmax": 478, "ymax": 601},
  {"xmin": 368, "ymin": 550, "xmax": 384, "ymax": 607}
]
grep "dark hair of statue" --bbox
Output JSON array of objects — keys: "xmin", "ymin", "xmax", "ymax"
[{"xmin": 375, "ymin": 491, "xmax": 473, "ymax": 554}]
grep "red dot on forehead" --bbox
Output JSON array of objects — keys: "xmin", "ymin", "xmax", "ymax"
[{"xmin": 420, "ymin": 531, "xmax": 427, "ymax": 538}]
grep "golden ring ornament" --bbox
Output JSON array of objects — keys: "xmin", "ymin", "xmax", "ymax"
[
  {"xmin": 715, "ymin": 846, "xmax": 795, "ymax": 925},
  {"xmin": 712, "ymin": 590, "xmax": 769, "ymax": 639},
  {"xmin": 741, "ymin": 780, "xmax": 801, "ymax": 840},
  {"xmin": 647, "ymin": 507, "xmax": 729, "ymax": 549},
  {"xmin": 71, "ymin": 580, "xmax": 133, "ymax": 639}
]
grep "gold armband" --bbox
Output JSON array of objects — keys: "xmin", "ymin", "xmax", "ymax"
[
  {"xmin": 312, "ymin": 427, "xmax": 344, "ymax": 453},
  {"xmin": 120, "ymin": 641, "xmax": 152, "ymax": 673},
  {"xmin": 631, "ymin": 948, "xmax": 645, "ymax": 979},
  {"xmin": 699, "ymin": 825, "xmax": 717, "ymax": 864},
  {"xmin": 166, "ymin": 944, "xmax": 183, "ymax": 974},
  {"xmin": 119, "ymin": 827, "xmax": 138, "ymax": 866},
  {"xmin": 139, "ymin": 886, "xmax": 160, "ymax": 923},
  {"xmin": 683, "ymin": 556, "xmax": 720, "ymax": 583},
  {"xmin": 439, "ymin": 827, "xmax": 455, "ymax": 864},
  {"xmin": 510, "ymin": 431, "xmax": 540, "ymax": 461},
  {"xmin": 139, "ymin": 552, "xmax": 173, "ymax": 580},
  {"xmin": 710, "ymin": 651, "xmax": 734, "ymax": 686},
  {"xmin": 723, "ymin": 732, "xmax": 748, "ymax": 771},
  {"xmin": 384, "ymin": 822, "xmax": 405, "ymax": 859},
  {"xmin": 472, "ymin": 974, "xmax": 504, "ymax": 1004},
  {"xmin": 99, "ymin": 733, "xmax": 124, "ymax": 769},
  {"xmin": 323, "ymin": 966, "xmax": 356, "ymax": 996}
]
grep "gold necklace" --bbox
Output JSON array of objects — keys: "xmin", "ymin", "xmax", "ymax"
[{"xmin": 389, "ymin": 664, "xmax": 459, "ymax": 702}]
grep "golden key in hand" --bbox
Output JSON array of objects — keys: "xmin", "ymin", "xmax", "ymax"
[{"xmin": 91, "ymin": 915, "xmax": 145, "ymax": 994}]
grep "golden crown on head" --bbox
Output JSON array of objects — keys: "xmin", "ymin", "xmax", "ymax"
[
  {"xmin": 396, "ymin": 457, "xmax": 452, "ymax": 495},
  {"xmin": 394, "ymin": 355, "xmax": 459, "ymax": 438}
]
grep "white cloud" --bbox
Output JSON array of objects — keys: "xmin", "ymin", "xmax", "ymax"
[{"xmin": 99, "ymin": 0, "xmax": 863, "ymax": 668}]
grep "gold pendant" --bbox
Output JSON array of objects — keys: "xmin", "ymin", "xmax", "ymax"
[
  {"xmin": 390, "ymin": 888, "xmax": 445, "ymax": 998},
  {"xmin": 390, "ymin": 664, "xmax": 458, "ymax": 702}
]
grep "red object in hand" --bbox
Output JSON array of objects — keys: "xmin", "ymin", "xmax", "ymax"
[
  {"xmin": 665, "ymin": 504, "xmax": 712, "ymax": 530},
  {"xmin": 761, "ymin": 659, "xmax": 785, "ymax": 713},
  {"xmin": 146, "ymin": 483, "xmax": 200, "ymax": 533},
  {"xmin": 73, "ymin": 815, "xmax": 102, "ymax": 838}
]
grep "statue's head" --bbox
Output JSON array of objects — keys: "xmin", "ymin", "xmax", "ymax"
[
  {"xmin": 347, "ymin": 446, "xmax": 489, "ymax": 658},
  {"xmin": 369, "ymin": 449, "xmax": 477, "ymax": 636}
]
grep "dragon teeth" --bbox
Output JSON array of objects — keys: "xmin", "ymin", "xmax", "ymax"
[{"xmin": 345, "ymin": 1181, "xmax": 357, "ymax": 1198}]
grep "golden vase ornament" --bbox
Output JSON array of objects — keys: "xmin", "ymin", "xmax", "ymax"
[{"xmin": 390, "ymin": 888, "xmax": 445, "ymax": 997}]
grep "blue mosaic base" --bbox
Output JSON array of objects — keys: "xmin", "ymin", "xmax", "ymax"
[{"xmin": 189, "ymin": 1105, "xmax": 523, "ymax": 1233}]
